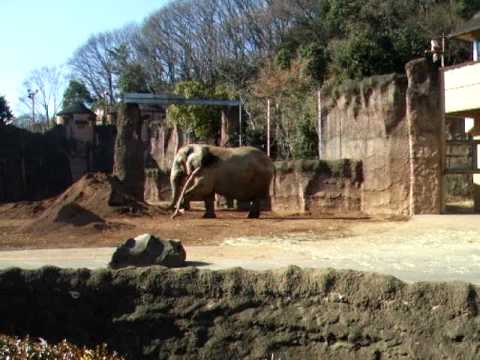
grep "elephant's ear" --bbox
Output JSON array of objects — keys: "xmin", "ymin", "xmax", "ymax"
[{"xmin": 201, "ymin": 147, "xmax": 219, "ymax": 168}]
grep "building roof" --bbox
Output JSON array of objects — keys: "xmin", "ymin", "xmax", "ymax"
[
  {"xmin": 450, "ymin": 12, "xmax": 480, "ymax": 42},
  {"xmin": 57, "ymin": 102, "xmax": 95, "ymax": 116}
]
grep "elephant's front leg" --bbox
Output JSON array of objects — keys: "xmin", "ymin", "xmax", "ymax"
[
  {"xmin": 203, "ymin": 193, "xmax": 216, "ymax": 218},
  {"xmin": 248, "ymin": 199, "xmax": 260, "ymax": 218}
]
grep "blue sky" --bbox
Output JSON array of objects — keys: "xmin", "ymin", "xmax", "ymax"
[{"xmin": 1, "ymin": 0, "xmax": 168, "ymax": 114}]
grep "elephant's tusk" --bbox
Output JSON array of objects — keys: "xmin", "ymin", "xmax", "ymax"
[{"xmin": 171, "ymin": 166, "xmax": 202, "ymax": 219}]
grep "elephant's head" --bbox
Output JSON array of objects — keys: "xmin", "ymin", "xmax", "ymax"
[{"xmin": 168, "ymin": 145, "xmax": 218, "ymax": 210}]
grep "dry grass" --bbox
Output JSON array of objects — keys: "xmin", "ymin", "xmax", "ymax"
[{"xmin": 0, "ymin": 335, "xmax": 125, "ymax": 359}]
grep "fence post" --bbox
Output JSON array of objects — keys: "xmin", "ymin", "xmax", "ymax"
[
  {"xmin": 267, "ymin": 98, "xmax": 271, "ymax": 157},
  {"xmin": 317, "ymin": 89, "xmax": 322, "ymax": 159}
]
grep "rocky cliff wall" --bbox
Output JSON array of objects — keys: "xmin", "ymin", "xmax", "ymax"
[
  {"xmin": 0, "ymin": 125, "xmax": 72, "ymax": 203},
  {"xmin": 1, "ymin": 266, "xmax": 479, "ymax": 359},
  {"xmin": 321, "ymin": 58, "xmax": 443, "ymax": 215},
  {"xmin": 405, "ymin": 59, "xmax": 443, "ymax": 214},
  {"xmin": 144, "ymin": 168, "xmax": 171, "ymax": 203},
  {"xmin": 272, "ymin": 160, "xmax": 363, "ymax": 215},
  {"xmin": 322, "ymin": 74, "xmax": 410, "ymax": 216}
]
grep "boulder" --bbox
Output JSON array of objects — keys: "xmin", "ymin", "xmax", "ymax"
[{"xmin": 109, "ymin": 233, "xmax": 186, "ymax": 269}]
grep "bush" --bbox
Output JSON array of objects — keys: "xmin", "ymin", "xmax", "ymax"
[{"xmin": 0, "ymin": 334, "xmax": 126, "ymax": 360}]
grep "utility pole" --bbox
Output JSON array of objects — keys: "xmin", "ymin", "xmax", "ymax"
[
  {"xmin": 267, "ymin": 99, "xmax": 271, "ymax": 157},
  {"xmin": 317, "ymin": 90, "xmax": 322, "ymax": 159},
  {"xmin": 238, "ymin": 99, "xmax": 243, "ymax": 146},
  {"xmin": 441, "ymin": 33, "xmax": 446, "ymax": 68},
  {"xmin": 27, "ymin": 89, "xmax": 38, "ymax": 126}
]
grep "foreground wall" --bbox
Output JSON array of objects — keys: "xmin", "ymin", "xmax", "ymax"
[
  {"xmin": 321, "ymin": 58, "xmax": 443, "ymax": 215},
  {"xmin": 1, "ymin": 266, "xmax": 479, "ymax": 359}
]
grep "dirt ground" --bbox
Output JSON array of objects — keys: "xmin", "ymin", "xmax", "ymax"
[
  {"xmin": 0, "ymin": 201, "xmax": 374, "ymax": 249},
  {"xmin": 2, "ymin": 200, "xmax": 480, "ymax": 285}
]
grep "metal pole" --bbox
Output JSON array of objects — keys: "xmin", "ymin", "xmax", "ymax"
[
  {"xmin": 238, "ymin": 100, "xmax": 242, "ymax": 146},
  {"xmin": 28, "ymin": 89, "xmax": 38, "ymax": 126},
  {"xmin": 317, "ymin": 90, "xmax": 322, "ymax": 159},
  {"xmin": 32, "ymin": 95, "xmax": 35, "ymax": 124},
  {"xmin": 441, "ymin": 33, "xmax": 445, "ymax": 68},
  {"xmin": 267, "ymin": 99, "xmax": 271, "ymax": 157}
]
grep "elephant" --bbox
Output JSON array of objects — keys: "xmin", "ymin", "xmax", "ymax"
[{"xmin": 168, "ymin": 144, "xmax": 274, "ymax": 219}]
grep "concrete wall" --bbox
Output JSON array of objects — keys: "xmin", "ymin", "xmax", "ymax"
[
  {"xmin": 0, "ymin": 126, "xmax": 72, "ymax": 203},
  {"xmin": 144, "ymin": 168, "xmax": 171, "ymax": 203},
  {"xmin": 272, "ymin": 160, "xmax": 363, "ymax": 215},
  {"xmin": 321, "ymin": 58, "xmax": 442, "ymax": 216}
]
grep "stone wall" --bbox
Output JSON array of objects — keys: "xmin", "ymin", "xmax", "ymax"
[
  {"xmin": 1, "ymin": 266, "xmax": 480, "ymax": 359},
  {"xmin": 144, "ymin": 168, "xmax": 171, "ymax": 203},
  {"xmin": 405, "ymin": 59, "xmax": 443, "ymax": 214},
  {"xmin": 113, "ymin": 104, "xmax": 145, "ymax": 201},
  {"xmin": 272, "ymin": 160, "xmax": 363, "ymax": 215},
  {"xmin": 0, "ymin": 125, "xmax": 72, "ymax": 203},
  {"xmin": 321, "ymin": 58, "xmax": 442, "ymax": 215}
]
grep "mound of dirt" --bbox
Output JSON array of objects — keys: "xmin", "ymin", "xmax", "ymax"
[
  {"xmin": 22, "ymin": 173, "xmax": 155, "ymax": 234},
  {"xmin": 0, "ymin": 200, "xmax": 53, "ymax": 220}
]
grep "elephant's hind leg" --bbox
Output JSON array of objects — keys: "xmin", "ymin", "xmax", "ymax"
[
  {"xmin": 203, "ymin": 193, "xmax": 216, "ymax": 218},
  {"xmin": 248, "ymin": 199, "xmax": 260, "ymax": 219}
]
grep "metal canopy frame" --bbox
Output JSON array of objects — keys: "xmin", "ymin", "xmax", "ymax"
[
  {"xmin": 123, "ymin": 93, "xmax": 240, "ymax": 107},
  {"xmin": 122, "ymin": 92, "xmax": 243, "ymax": 145}
]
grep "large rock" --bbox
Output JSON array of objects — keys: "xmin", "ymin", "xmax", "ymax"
[
  {"xmin": 113, "ymin": 103, "xmax": 145, "ymax": 202},
  {"xmin": 109, "ymin": 233, "xmax": 186, "ymax": 269}
]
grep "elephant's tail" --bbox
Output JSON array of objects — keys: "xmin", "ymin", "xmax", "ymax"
[{"xmin": 270, "ymin": 164, "xmax": 276, "ymax": 199}]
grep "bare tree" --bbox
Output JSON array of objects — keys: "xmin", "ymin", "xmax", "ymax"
[
  {"xmin": 67, "ymin": 0, "xmax": 304, "ymax": 101},
  {"xmin": 69, "ymin": 25, "xmax": 137, "ymax": 105},
  {"xmin": 20, "ymin": 66, "xmax": 64, "ymax": 126}
]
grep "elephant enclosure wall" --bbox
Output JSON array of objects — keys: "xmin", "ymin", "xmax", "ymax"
[
  {"xmin": 0, "ymin": 126, "xmax": 72, "ymax": 203},
  {"xmin": 320, "ymin": 58, "xmax": 443, "ymax": 216},
  {"xmin": 1, "ymin": 266, "xmax": 480, "ymax": 359},
  {"xmin": 271, "ymin": 160, "xmax": 363, "ymax": 215},
  {"xmin": 140, "ymin": 58, "xmax": 443, "ymax": 216}
]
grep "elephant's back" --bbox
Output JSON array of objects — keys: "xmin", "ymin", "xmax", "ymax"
[{"xmin": 209, "ymin": 146, "xmax": 273, "ymax": 200}]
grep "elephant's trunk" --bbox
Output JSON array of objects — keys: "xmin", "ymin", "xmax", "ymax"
[
  {"xmin": 171, "ymin": 166, "xmax": 201, "ymax": 219},
  {"xmin": 168, "ymin": 171, "xmax": 183, "ymax": 210}
]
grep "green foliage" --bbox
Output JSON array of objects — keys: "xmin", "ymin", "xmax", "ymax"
[
  {"xmin": 244, "ymin": 127, "xmax": 265, "ymax": 150},
  {"xmin": 292, "ymin": 114, "xmax": 318, "ymax": 160},
  {"xmin": 62, "ymin": 80, "xmax": 93, "ymax": 108},
  {"xmin": 117, "ymin": 63, "xmax": 149, "ymax": 93},
  {"xmin": 328, "ymin": 28, "xmax": 401, "ymax": 81},
  {"xmin": 456, "ymin": 0, "xmax": 480, "ymax": 18},
  {"xmin": 324, "ymin": 1, "xmax": 428, "ymax": 81},
  {"xmin": 272, "ymin": 0, "xmax": 478, "ymax": 84},
  {"xmin": 111, "ymin": 44, "xmax": 149, "ymax": 94},
  {"xmin": 168, "ymin": 81, "xmax": 231, "ymax": 140},
  {"xmin": 0, "ymin": 96, "xmax": 13, "ymax": 125}
]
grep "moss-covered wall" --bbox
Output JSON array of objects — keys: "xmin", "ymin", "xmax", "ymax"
[{"xmin": 1, "ymin": 266, "xmax": 480, "ymax": 359}]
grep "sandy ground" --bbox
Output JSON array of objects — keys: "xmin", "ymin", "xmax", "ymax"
[{"xmin": 0, "ymin": 204, "xmax": 479, "ymax": 284}]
